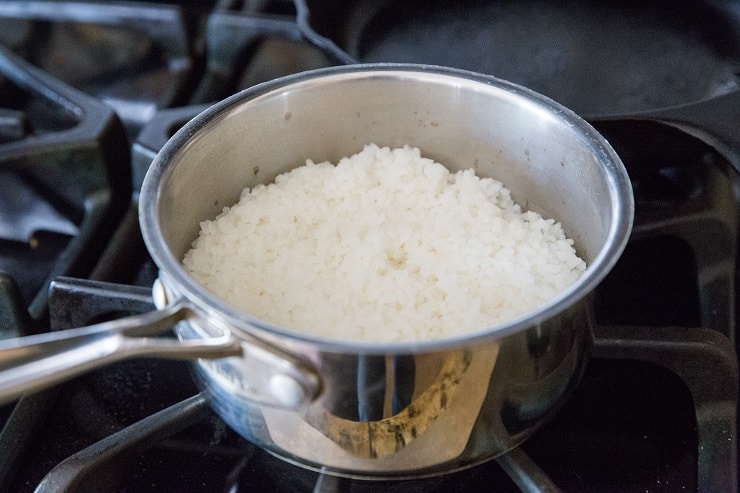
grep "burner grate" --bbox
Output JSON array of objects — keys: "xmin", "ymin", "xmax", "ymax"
[
  {"xmin": 0, "ymin": 47, "xmax": 130, "ymax": 316},
  {"xmin": 0, "ymin": 1, "xmax": 195, "ymax": 135}
]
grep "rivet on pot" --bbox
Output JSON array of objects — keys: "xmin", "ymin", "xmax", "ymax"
[
  {"xmin": 269, "ymin": 373, "xmax": 307, "ymax": 408},
  {"xmin": 152, "ymin": 278, "xmax": 169, "ymax": 309}
]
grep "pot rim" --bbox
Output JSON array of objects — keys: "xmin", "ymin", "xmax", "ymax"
[{"xmin": 139, "ymin": 63, "xmax": 634, "ymax": 354}]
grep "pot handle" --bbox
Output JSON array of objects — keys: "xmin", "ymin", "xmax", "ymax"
[{"xmin": 0, "ymin": 302, "xmax": 241, "ymax": 406}]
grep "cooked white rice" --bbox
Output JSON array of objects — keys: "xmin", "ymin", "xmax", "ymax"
[{"xmin": 182, "ymin": 144, "xmax": 586, "ymax": 342}]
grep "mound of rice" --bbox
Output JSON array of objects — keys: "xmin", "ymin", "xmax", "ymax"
[{"xmin": 182, "ymin": 144, "xmax": 586, "ymax": 342}]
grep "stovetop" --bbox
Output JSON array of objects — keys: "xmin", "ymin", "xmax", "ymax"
[{"xmin": 0, "ymin": 1, "xmax": 738, "ymax": 492}]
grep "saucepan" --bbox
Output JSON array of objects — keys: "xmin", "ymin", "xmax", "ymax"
[{"xmin": 0, "ymin": 64, "xmax": 633, "ymax": 478}]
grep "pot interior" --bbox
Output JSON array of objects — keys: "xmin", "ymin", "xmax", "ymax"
[{"xmin": 143, "ymin": 65, "xmax": 632, "ymax": 342}]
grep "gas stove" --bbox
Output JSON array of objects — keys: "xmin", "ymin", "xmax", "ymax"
[{"xmin": 0, "ymin": 1, "xmax": 738, "ymax": 492}]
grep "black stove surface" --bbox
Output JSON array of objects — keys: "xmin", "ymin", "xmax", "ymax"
[{"xmin": 0, "ymin": 1, "xmax": 738, "ymax": 492}]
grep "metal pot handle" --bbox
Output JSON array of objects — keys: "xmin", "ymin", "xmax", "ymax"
[
  {"xmin": 0, "ymin": 302, "xmax": 237, "ymax": 406},
  {"xmin": 0, "ymin": 301, "xmax": 321, "ymax": 409}
]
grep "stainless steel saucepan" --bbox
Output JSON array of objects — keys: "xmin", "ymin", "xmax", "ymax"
[{"xmin": 0, "ymin": 64, "xmax": 633, "ymax": 478}]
